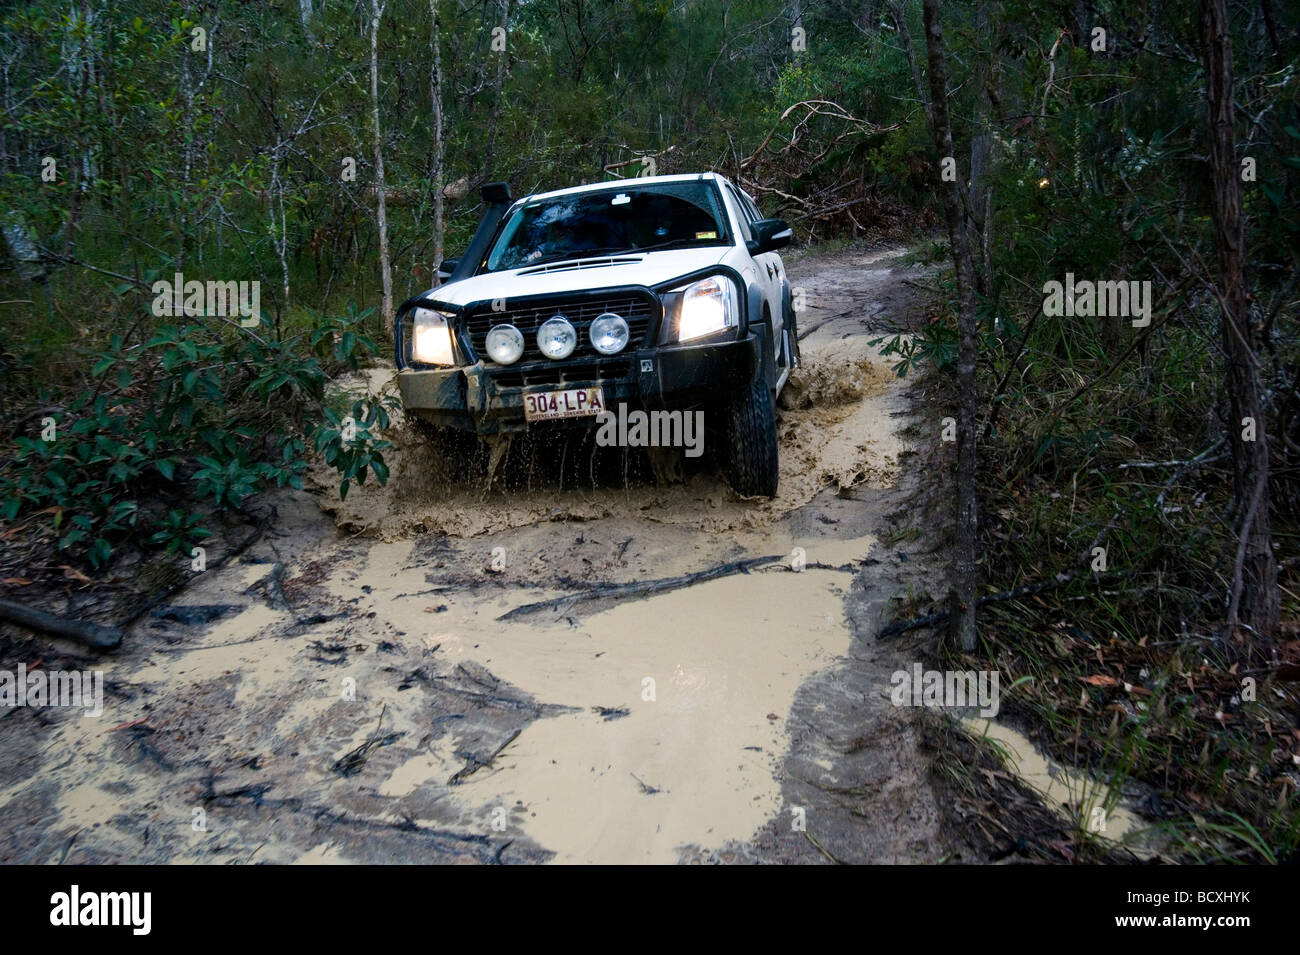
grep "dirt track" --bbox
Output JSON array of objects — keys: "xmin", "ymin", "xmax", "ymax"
[{"xmin": 0, "ymin": 245, "xmax": 956, "ymax": 864}]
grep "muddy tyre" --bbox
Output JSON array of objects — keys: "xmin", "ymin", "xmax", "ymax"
[{"xmin": 723, "ymin": 378, "xmax": 779, "ymax": 497}]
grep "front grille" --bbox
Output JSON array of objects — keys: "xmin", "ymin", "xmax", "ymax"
[
  {"xmin": 464, "ymin": 293, "xmax": 658, "ymax": 365},
  {"xmin": 488, "ymin": 359, "xmax": 632, "ymax": 390}
]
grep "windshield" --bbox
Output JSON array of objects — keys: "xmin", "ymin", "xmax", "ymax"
[{"xmin": 483, "ymin": 180, "xmax": 732, "ymax": 273}]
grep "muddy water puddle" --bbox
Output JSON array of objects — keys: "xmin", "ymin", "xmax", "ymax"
[
  {"xmin": 963, "ymin": 717, "xmax": 1162, "ymax": 856},
  {"xmin": 2, "ymin": 527, "xmax": 878, "ymax": 864},
  {"xmin": 348, "ymin": 533, "xmax": 873, "ymax": 863}
]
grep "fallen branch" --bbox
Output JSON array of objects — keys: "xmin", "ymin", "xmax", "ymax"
[
  {"xmin": 1153, "ymin": 438, "xmax": 1227, "ymax": 511},
  {"xmin": 34, "ymin": 244, "xmax": 150, "ymax": 289},
  {"xmin": 602, "ymin": 145, "xmax": 677, "ymax": 176},
  {"xmin": 0, "ymin": 598, "xmax": 123, "ymax": 650},
  {"xmin": 332, "ymin": 704, "xmax": 401, "ymax": 776},
  {"xmin": 497, "ymin": 555, "xmax": 784, "ymax": 621},
  {"xmin": 448, "ymin": 728, "xmax": 521, "ymax": 785},
  {"xmin": 426, "ymin": 677, "xmax": 555, "ymax": 715},
  {"xmin": 740, "ymin": 100, "xmax": 893, "ymax": 170},
  {"xmin": 789, "ymin": 196, "xmax": 875, "ymax": 223}
]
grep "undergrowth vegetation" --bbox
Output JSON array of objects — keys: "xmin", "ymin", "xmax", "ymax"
[
  {"xmin": 877, "ymin": 1, "xmax": 1300, "ymax": 860},
  {"xmin": 1, "ymin": 305, "xmax": 392, "ymax": 568}
]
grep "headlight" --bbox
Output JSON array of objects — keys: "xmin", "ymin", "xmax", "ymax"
[
  {"xmin": 589, "ymin": 313, "xmax": 630, "ymax": 355},
  {"xmin": 537, "ymin": 315, "xmax": 577, "ymax": 360},
  {"xmin": 660, "ymin": 276, "xmax": 738, "ymax": 343},
  {"xmin": 485, "ymin": 324, "xmax": 525, "ymax": 364},
  {"xmin": 411, "ymin": 307, "xmax": 456, "ymax": 365}
]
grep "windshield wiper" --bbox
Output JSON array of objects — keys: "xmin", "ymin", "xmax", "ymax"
[
  {"xmin": 515, "ymin": 245, "xmax": 636, "ymax": 269},
  {"xmin": 630, "ymin": 237, "xmax": 719, "ymax": 253},
  {"xmin": 508, "ymin": 237, "xmax": 718, "ymax": 270}
]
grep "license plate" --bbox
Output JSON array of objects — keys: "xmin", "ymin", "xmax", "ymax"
[{"xmin": 522, "ymin": 386, "xmax": 605, "ymax": 422}]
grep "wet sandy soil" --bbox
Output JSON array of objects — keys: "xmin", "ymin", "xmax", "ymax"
[{"xmin": 0, "ymin": 245, "xmax": 962, "ymax": 864}]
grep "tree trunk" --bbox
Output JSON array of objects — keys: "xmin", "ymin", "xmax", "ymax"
[
  {"xmin": 885, "ymin": 0, "xmax": 929, "ymax": 126},
  {"xmin": 270, "ymin": 152, "xmax": 290, "ymax": 330},
  {"xmin": 63, "ymin": 2, "xmax": 93, "ymax": 261},
  {"xmin": 176, "ymin": 1, "xmax": 192, "ymax": 272},
  {"xmin": 922, "ymin": 0, "xmax": 980, "ymax": 651},
  {"xmin": 968, "ymin": 0, "xmax": 995, "ymax": 298},
  {"xmin": 299, "ymin": 0, "xmax": 316, "ymax": 44},
  {"xmin": 370, "ymin": 0, "xmax": 394, "ymax": 337},
  {"xmin": 1199, "ymin": 0, "xmax": 1279, "ymax": 644},
  {"xmin": 430, "ymin": 0, "xmax": 445, "ymax": 284},
  {"xmin": 3, "ymin": 216, "xmax": 46, "ymax": 282}
]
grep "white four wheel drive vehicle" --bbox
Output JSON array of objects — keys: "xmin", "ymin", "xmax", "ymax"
[{"xmin": 394, "ymin": 172, "xmax": 799, "ymax": 497}]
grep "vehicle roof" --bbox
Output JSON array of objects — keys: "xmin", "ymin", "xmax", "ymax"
[{"xmin": 520, "ymin": 171, "xmax": 730, "ymax": 204}]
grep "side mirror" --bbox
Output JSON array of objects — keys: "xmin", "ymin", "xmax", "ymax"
[
  {"xmin": 436, "ymin": 258, "xmax": 460, "ymax": 282},
  {"xmin": 748, "ymin": 218, "xmax": 793, "ymax": 255}
]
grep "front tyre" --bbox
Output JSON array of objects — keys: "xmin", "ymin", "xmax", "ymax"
[{"xmin": 723, "ymin": 378, "xmax": 779, "ymax": 497}]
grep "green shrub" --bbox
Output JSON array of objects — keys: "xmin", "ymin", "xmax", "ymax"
[{"xmin": 0, "ymin": 307, "xmax": 393, "ymax": 568}]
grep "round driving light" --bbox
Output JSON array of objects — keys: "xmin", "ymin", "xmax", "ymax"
[
  {"xmin": 589, "ymin": 312, "xmax": 630, "ymax": 355},
  {"xmin": 485, "ymin": 324, "xmax": 525, "ymax": 364},
  {"xmin": 536, "ymin": 315, "xmax": 577, "ymax": 360}
]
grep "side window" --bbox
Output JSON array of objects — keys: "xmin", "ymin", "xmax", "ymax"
[
  {"xmin": 724, "ymin": 184, "xmax": 753, "ymax": 240},
  {"xmin": 740, "ymin": 190, "xmax": 763, "ymax": 222}
]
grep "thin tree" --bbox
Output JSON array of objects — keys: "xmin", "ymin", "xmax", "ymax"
[
  {"xmin": 1199, "ymin": 0, "xmax": 1279, "ymax": 643},
  {"xmin": 62, "ymin": 1, "xmax": 92, "ymax": 261},
  {"xmin": 430, "ymin": 0, "xmax": 446, "ymax": 283},
  {"xmin": 884, "ymin": 0, "xmax": 929, "ymax": 127},
  {"xmin": 370, "ymin": 0, "xmax": 394, "ymax": 336},
  {"xmin": 968, "ymin": 0, "xmax": 995, "ymax": 296},
  {"xmin": 299, "ymin": 0, "xmax": 315, "ymax": 44},
  {"xmin": 921, "ymin": 0, "xmax": 980, "ymax": 650}
]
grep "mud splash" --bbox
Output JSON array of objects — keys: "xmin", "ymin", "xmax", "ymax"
[{"xmin": 313, "ymin": 339, "xmax": 900, "ymax": 540}]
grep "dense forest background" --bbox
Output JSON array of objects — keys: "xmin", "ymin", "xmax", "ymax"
[{"xmin": 1, "ymin": 0, "xmax": 1298, "ymax": 860}]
